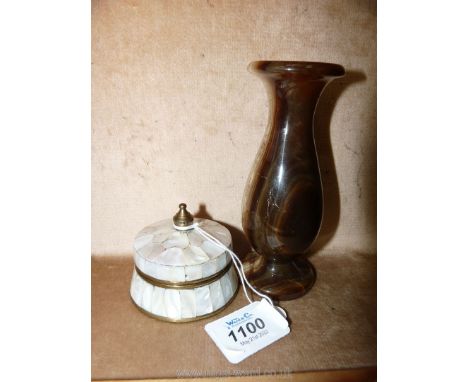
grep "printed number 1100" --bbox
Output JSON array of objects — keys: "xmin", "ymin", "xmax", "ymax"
[{"xmin": 228, "ymin": 318, "xmax": 265, "ymax": 342}]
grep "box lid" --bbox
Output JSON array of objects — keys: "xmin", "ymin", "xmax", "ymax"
[{"xmin": 133, "ymin": 204, "xmax": 232, "ymax": 283}]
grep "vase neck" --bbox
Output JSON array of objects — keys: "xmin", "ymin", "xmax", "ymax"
[
  {"xmin": 265, "ymin": 78, "xmax": 328, "ymax": 135},
  {"xmin": 250, "ymin": 62, "xmax": 344, "ymax": 132}
]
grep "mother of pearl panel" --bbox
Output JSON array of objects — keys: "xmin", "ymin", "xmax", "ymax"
[
  {"xmin": 134, "ymin": 251, "xmax": 229, "ymax": 282},
  {"xmin": 130, "ymin": 267, "xmax": 238, "ymax": 320}
]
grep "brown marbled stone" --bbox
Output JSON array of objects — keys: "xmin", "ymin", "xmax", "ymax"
[{"xmin": 242, "ymin": 61, "xmax": 345, "ymax": 300}]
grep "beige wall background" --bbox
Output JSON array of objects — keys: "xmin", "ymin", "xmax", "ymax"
[{"xmin": 92, "ymin": 0, "xmax": 376, "ymax": 256}]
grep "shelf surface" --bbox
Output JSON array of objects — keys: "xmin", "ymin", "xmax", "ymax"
[{"xmin": 92, "ymin": 253, "xmax": 376, "ymax": 380}]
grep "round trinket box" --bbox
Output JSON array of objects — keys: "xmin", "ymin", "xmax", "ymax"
[{"xmin": 130, "ymin": 203, "xmax": 239, "ymax": 322}]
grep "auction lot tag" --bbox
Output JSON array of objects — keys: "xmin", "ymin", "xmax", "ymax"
[{"xmin": 204, "ymin": 299, "xmax": 290, "ymax": 364}]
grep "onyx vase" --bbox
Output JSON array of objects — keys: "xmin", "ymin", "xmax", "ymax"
[{"xmin": 242, "ymin": 61, "xmax": 345, "ymax": 300}]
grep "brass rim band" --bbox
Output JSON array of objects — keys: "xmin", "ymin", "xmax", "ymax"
[{"xmin": 134, "ymin": 260, "xmax": 233, "ymax": 289}]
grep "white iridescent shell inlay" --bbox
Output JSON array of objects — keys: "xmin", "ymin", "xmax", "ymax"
[
  {"xmin": 130, "ymin": 266, "xmax": 238, "ymax": 321},
  {"xmin": 133, "ymin": 218, "xmax": 232, "ymax": 282},
  {"xmin": 131, "ymin": 217, "xmax": 237, "ymax": 320}
]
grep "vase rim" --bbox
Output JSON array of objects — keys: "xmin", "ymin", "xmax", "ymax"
[{"xmin": 249, "ymin": 61, "xmax": 345, "ymax": 79}]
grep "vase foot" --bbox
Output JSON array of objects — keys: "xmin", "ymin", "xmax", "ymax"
[{"xmin": 242, "ymin": 253, "xmax": 316, "ymax": 301}]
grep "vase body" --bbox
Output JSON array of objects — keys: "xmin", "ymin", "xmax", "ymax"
[{"xmin": 242, "ymin": 61, "xmax": 345, "ymax": 300}]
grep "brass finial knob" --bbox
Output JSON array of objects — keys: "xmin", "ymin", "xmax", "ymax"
[{"xmin": 173, "ymin": 203, "xmax": 194, "ymax": 227}]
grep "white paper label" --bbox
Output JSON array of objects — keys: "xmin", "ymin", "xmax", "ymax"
[{"xmin": 204, "ymin": 299, "xmax": 290, "ymax": 364}]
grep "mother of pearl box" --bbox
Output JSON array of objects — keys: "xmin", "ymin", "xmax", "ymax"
[{"xmin": 130, "ymin": 204, "xmax": 239, "ymax": 322}]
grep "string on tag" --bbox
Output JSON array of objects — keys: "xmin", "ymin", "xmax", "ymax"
[
  {"xmin": 194, "ymin": 224, "xmax": 276, "ymax": 307},
  {"xmin": 174, "ymin": 222, "xmax": 277, "ymax": 309}
]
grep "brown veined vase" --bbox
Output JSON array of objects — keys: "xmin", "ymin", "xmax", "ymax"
[{"xmin": 242, "ymin": 61, "xmax": 345, "ymax": 300}]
